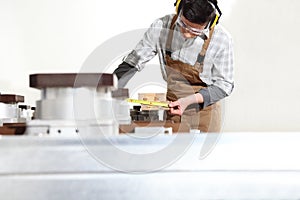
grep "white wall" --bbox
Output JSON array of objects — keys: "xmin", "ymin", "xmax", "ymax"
[
  {"xmin": 0, "ymin": 0, "xmax": 299, "ymax": 131},
  {"xmin": 223, "ymin": 0, "xmax": 300, "ymax": 131}
]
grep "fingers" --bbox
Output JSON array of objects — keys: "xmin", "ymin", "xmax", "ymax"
[
  {"xmin": 170, "ymin": 107, "xmax": 183, "ymax": 115},
  {"xmin": 169, "ymin": 95, "xmax": 198, "ymax": 116},
  {"xmin": 168, "ymin": 101, "xmax": 179, "ymax": 108},
  {"xmin": 169, "ymin": 101, "xmax": 184, "ymax": 115}
]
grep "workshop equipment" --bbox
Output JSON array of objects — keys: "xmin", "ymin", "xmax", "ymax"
[
  {"xmin": 124, "ymin": 93, "xmax": 190, "ymax": 134},
  {"xmin": 127, "ymin": 93, "xmax": 169, "ymax": 122},
  {"xmin": 0, "ymin": 94, "xmax": 27, "ymax": 135},
  {"xmin": 0, "ymin": 94, "xmax": 26, "ymax": 123},
  {"xmin": 25, "ymin": 73, "xmax": 118, "ymax": 136}
]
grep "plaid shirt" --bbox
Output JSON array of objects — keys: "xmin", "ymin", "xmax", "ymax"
[{"xmin": 124, "ymin": 14, "xmax": 234, "ymax": 96}]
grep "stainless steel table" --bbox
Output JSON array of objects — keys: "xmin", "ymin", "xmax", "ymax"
[{"xmin": 1, "ymin": 132, "xmax": 300, "ymax": 199}]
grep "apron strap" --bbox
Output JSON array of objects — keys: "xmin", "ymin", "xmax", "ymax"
[
  {"xmin": 195, "ymin": 27, "xmax": 215, "ymax": 66},
  {"xmin": 166, "ymin": 15, "xmax": 179, "ymax": 56}
]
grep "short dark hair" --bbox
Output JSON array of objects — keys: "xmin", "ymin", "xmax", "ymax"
[{"xmin": 182, "ymin": 0, "xmax": 216, "ymax": 25}]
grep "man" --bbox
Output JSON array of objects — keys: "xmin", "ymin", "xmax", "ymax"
[{"xmin": 113, "ymin": 0, "xmax": 234, "ymax": 132}]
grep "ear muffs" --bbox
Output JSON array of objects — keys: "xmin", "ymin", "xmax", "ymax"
[
  {"xmin": 208, "ymin": 1, "xmax": 222, "ymax": 29},
  {"xmin": 174, "ymin": 0, "xmax": 222, "ymax": 29},
  {"xmin": 174, "ymin": 0, "xmax": 182, "ymax": 14},
  {"xmin": 208, "ymin": 13, "xmax": 220, "ymax": 29}
]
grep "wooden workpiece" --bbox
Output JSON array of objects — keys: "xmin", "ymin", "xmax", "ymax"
[
  {"xmin": 0, "ymin": 123, "xmax": 26, "ymax": 135},
  {"xmin": 0, "ymin": 94, "xmax": 24, "ymax": 103},
  {"xmin": 30, "ymin": 73, "xmax": 116, "ymax": 89}
]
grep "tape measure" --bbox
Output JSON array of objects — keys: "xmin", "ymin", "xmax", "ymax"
[{"xmin": 126, "ymin": 98, "xmax": 169, "ymax": 108}]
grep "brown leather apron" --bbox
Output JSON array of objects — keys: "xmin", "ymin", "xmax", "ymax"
[{"xmin": 165, "ymin": 15, "xmax": 221, "ymax": 133}]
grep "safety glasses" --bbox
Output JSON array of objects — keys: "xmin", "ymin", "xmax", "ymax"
[{"xmin": 176, "ymin": 14, "xmax": 208, "ymax": 36}]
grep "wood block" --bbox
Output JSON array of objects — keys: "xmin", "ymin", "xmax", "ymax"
[
  {"xmin": 0, "ymin": 94, "xmax": 24, "ymax": 103},
  {"xmin": 30, "ymin": 73, "xmax": 116, "ymax": 89},
  {"xmin": 0, "ymin": 123, "xmax": 26, "ymax": 135}
]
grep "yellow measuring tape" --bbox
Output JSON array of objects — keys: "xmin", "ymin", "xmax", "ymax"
[{"xmin": 126, "ymin": 98, "xmax": 169, "ymax": 108}]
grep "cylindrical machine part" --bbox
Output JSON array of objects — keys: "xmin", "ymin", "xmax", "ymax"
[
  {"xmin": 35, "ymin": 87, "xmax": 114, "ymax": 121},
  {"xmin": 0, "ymin": 103, "xmax": 26, "ymax": 123},
  {"xmin": 36, "ymin": 87, "xmax": 78, "ymax": 120},
  {"xmin": 112, "ymin": 89, "xmax": 131, "ymax": 125},
  {"xmin": 0, "ymin": 94, "xmax": 25, "ymax": 123},
  {"xmin": 0, "ymin": 103, "xmax": 19, "ymax": 119}
]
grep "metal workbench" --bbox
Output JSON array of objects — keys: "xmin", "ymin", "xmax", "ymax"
[{"xmin": 1, "ymin": 132, "xmax": 300, "ymax": 199}]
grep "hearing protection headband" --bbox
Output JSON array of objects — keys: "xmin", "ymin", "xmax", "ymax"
[{"xmin": 173, "ymin": 0, "xmax": 222, "ymax": 29}]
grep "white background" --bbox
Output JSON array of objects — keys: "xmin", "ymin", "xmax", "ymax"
[{"xmin": 0, "ymin": 0, "xmax": 299, "ymax": 131}]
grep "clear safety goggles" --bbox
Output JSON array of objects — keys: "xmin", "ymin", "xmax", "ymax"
[{"xmin": 176, "ymin": 14, "xmax": 209, "ymax": 36}]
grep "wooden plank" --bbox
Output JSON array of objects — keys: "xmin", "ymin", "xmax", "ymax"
[
  {"xmin": 0, "ymin": 94, "xmax": 24, "ymax": 103},
  {"xmin": 0, "ymin": 123, "xmax": 26, "ymax": 135},
  {"xmin": 30, "ymin": 73, "xmax": 115, "ymax": 89}
]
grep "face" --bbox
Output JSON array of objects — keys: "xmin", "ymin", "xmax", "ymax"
[{"xmin": 177, "ymin": 15, "xmax": 208, "ymax": 38}]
